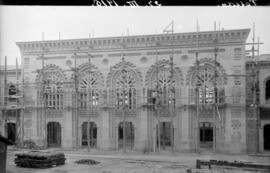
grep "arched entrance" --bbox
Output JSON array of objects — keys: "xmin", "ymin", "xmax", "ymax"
[
  {"xmin": 81, "ymin": 122, "xmax": 97, "ymax": 148},
  {"xmin": 156, "ymin": 122, "xmax": 173, "ymax": 150},
  {"xmin": 265, "ymin": 79, "xmax": 270, "ymax": 101},
  {"xmin": 264, "ymin": 124, "xmax": 270, "ymax": 151},
  {"xmin": 7, "ymin": 123, "xmax": 16, "ymax": 143},
  {"xmin": 47, "ymin": 122, "xmax": 61, "ymax": 148},
  {"xmin": 199, "ymin": 122, "xmax": 213, "ymax": 150},
  {"xmin": 118, "ymin": 122, "xmax": 134, "ymax": 149}
]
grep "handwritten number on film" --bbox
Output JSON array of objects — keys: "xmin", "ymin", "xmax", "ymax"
[{"xmin": 93, "ymin": 0, "xmax": 161, "ymax": 6}]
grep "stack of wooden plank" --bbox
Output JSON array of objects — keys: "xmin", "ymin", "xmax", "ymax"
[
  {"xmin": 15, "ymin": 151, "xmax": 66, "ymax": 168},
  {"xmin": 196, "ymin": 159, "xmax": 270, "ymax": 172}
]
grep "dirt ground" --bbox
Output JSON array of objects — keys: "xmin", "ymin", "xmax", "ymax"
[{"xmin": 6, "ymin": 147, "xmax": 270, "ymax": 173}]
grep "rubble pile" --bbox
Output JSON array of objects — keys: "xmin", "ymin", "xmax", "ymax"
[
  {"xmin": 14, "ymin": 151, "xmax": 66, "ymax": 168},
  {"xmin": 75, "ymin": 159, "xmax": 100, "ymax": 165}
]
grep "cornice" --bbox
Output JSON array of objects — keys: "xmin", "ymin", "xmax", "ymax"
[
  {"xmin": 21, "ymin": 41, "xmax": 247, "ymax": 57},
  {"xmin": 246, "ymin": 61, "xmax": 270, "ymax": 69},
  {"xmin": 17, "ymin": 29, "xmax": 250, "ymax": 55}
]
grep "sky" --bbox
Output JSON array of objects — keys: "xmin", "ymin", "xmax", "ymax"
[{"xmin": 1, "ymin": 6, "xmax": 270, "ymax": 65}]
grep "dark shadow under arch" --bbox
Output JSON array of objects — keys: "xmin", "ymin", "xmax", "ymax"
[
  {"xmin": 47, "ymin": 122, "xmax": 61, "ymax": 148},
  {"xmin": 118, "ymin": 121, "xmax": 134, "ymax": 149},
  {"xmin": 265, "ymin": 79, "xmax": 270, "ymax": 101},
  {"xmin": 264, "ymin": 124, "xmax": 270, "ymax": 151},
  {"xmin": 81, "ymin": 121, "xmax": 97, "ymax": 148}
]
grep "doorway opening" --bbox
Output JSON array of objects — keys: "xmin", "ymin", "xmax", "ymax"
[
  {"xmin": 156, "ymin": 122, "xmax": 173, "ymax": 150},
  {"xmin": 7, "ymin": 122, "xmax": 16, "ymax": 143},
  {"xmin": 199, "ymin": 122, "xmax": 213, "ymax": 149},
  {"xmin": 264, "ymin": 124, "xmax": 270, "ymax": 151},
  {"xmin": 81, "ymin": 121, "xmax": 97, "ymax": 148},
  {"xmin": 265, "ymin": 79, "xmax": 270, "ymax": 101},
  {"xmin": 118, "ymin": 121, "xmax": 134, "ymax": 149},
  {"xmin": 47, "ymin": 122, "xmax": 61, "ymax": 147}
]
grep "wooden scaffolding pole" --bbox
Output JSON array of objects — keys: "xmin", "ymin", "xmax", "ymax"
[
  {"xmin": 74, "ymin": 49, "xmax": 78, "ymax": 149},
  {"xmin": 4, "ymin": 56, "xmax": 7, "ymax": 138},
  {"xmin": 41, "ymin": 48, "xmax": 47, "ymax": 148},
  {"xmin": 213, "ymin": 24, "xmax": 219, "ymax": 153},
  {"xmin": 15, "ymin": 57, "xmax": 19, "ymax": 145},
  {"xmin": 256, "ymin": 36, "xmax": 260, "ymax": 153},
  {"xmin": 195, "ymin": 20, "xmax": 200, "ymax": 153},
  {"xmin": 21, "ymin": 60, "xmax": 25, "ymax": 147},
  {"xmin": 155, "ymin": 42, "xmax": 160, "ymax": 152},
  {"xmin": 169, "ymin": 20, "xmax": 174, "ymax": 153},
  {"xmin": 87, "ymin": 52, "xmax": 92, "ymax": 152}
]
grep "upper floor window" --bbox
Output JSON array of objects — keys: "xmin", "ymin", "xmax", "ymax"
[
  {"xmin": 79, "ymin": 73, "xmax": 99, "ymax": 109},
  {"xmin": 196, "ymin": 66, "xmax": 215, "ymax": 104},
  {"xmin": 43, "ymin": 73, "xmax": 64, "ymax": 110},
  {"xmin": 151, "ymin": 67, "xmax": 175, "ymax": 107},
  {"xmin": 115, "ymin": 69, "xmax": 137, "ymax": 109},
  {"xmin": 107, "ymin": 58, "xmax": 141, "ymax": 111},
  {"xmin": 189, "ymin": 60, "xmax": 226, "ymax": 105},
  {"xmin": 145, "ymin": 60, "xmax": 183, "ymax": 109},
  {"xmin": 37, "ymin": 65, "xmax": 66, "ymax": 110}
]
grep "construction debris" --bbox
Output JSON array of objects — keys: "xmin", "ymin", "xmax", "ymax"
[
  {"xmin": 196, "ymin": 159, "xmax": 270, "ymax": 172},
  {"xmin": 14, "ymin": 151, "xmax": 66, "ymax": 168},
  {"xmin": 75, "ymin": 159, "xmax": 100, "ymax": 165}
]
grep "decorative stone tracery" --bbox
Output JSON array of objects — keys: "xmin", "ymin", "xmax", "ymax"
[
  {"xmin": 36, "ymin": 64, "xmax": 67, "ymax": 110},
  {"xmin": 106, "ymin": 58, "xmax": 142, "ymax": 111},
  {"xmin": 145, "ymin": 59, "xmax": 183, "ymax": 111},
  {"xmin": 76, "ymin": 62, "xmax": 104, "ymax": 110},
  {"xmin": 145, "ymin": 59, "xmax": 183, "ymax": 88},
  {"xmin": 186, "ymin": 58, "xmax": 227, "ymax": 104},
  {"xmin": 186, "ymin": 58, "xmax": 227, "ymax": 86}
]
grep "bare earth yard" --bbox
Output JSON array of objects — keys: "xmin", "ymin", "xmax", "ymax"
[{"xmin": 6, "ymin": 147, "xmax": 270, "ymax": 173}]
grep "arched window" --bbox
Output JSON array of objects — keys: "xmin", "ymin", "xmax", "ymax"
[
  {"xmin": 37, "ymin": 65, "xmax": 65, "ymax": 110},
  {"xmin": 265, "ymin": 79, "xmax": 270, "ymax": 101},
  {"xmin": 151, "ymin": 67, "xmax": 175, "ymax": 107},
  {"xmin": 188, "ymin": 60, "xmax": 226, "ymax": 105},
  {"xmin": 78, "ymin": 72, "xmax": 100, "ymax": 109},
  {"xmin": 115, "ymin": 69, "xmax": 137, "ymax": 109},
  {"xmin": 196, "ymin": 66, "xmax": 215, "ymax": 104},
  {"xmin": 43, "ymin": 72, "xmax": 64, "ymax": 110},
  {"xmin": 107, "ymin": 58, "xmax": 141, "ymax": 111},
  {"xmin": 145, "ymin": 59, "xmax": 182, "ymax": 109}
]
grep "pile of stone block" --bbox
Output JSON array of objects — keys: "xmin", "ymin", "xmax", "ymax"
[
  {"xmin": 14, "ymin": 151, "xmax": 66, "ymax": 168},
  {"xmin": 75, "ymin": 159, "xmax": 100, "ymax": 165}
]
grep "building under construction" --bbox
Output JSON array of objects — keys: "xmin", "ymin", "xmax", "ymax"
[{"xmin": 1, "ymin": 27, "xmax": 269, "ymax": 154}]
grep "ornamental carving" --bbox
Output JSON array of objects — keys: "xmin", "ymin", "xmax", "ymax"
[
  {"xmin": 75, "ymin": 62, "xmax": 104, "ymax": 109},
  {"xmin": 106, "ymin": 58, "xmax": 142, "ymax": 112},
  {"xmin": 186, "ymin": 58, "xmax": 227, "ymax": 104},
  {"xmin": 106, "ymin": 57, "xmax": 143, "ymax": 88},
  {"xmin": 35, "ymin": 64, "xmax": 67, "ymax": 85},
  {"xmin": 186, "ymin": 57, "xmax": 227, "ymax": 86},
  {"xmin": 76, "ymin": 63, "xmax": 104, "ymax": 89},
  {"xmin": 145, "ymin": 59, "xmax": 184, "ymax": 88}
]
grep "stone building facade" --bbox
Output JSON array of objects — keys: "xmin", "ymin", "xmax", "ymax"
[
  {"xmin": 246, "ymin": 54, "xmax": 270, "ymax": 153},
  {"xmin": 9, "ymin": 28, "xmax": 253, "ymax": 153}
]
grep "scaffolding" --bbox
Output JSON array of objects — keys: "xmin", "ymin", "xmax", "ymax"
[{"xmin": 0, "ymin": 24, "xmax": 264, "ymax": 152}]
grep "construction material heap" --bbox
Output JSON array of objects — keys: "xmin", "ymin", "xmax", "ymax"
[{"xmin": 14, "ymin": 151, "xmax": 66, "ymax": 168}]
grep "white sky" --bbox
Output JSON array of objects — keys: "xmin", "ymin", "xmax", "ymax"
[{"xmin": 1, "ymin": 6, "xmax": 270, "ymax": 65}]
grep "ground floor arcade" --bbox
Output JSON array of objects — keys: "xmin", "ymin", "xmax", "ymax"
[{"xmin": 1, "ymin": 105, "xmax": 245, "ymax": 154}]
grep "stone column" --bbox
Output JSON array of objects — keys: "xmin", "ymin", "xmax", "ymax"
[
  {"xmin": 100, "ymin": 109, "xmax": 110, "ymax": 149},
  {"xmin": 62, "ymin": 110, "xmax": 73, "ymax": 148},
  {"xmin": 136, "ymin": 108, "xmax": 148, "ymax": 151},
  {"xmin": 181, "ymin": 109, "xmax": 191, "ymax": 151}
]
